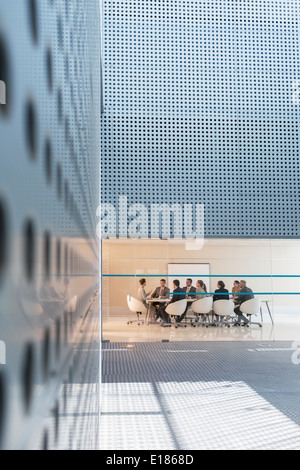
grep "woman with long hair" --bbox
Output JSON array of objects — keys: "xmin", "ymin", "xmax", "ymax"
[{"xmin": 196, "ymin": 279, "xmax": 208, "ymax": 297}]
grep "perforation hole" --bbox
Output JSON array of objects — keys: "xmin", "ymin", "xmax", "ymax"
[
  {"xmin": 42, "ymin": 328, "xmax": 50, "ymax": 381},
  {"xmin": 0, "ymin": 34, "xmax": 9, "ymax": 116},
  {"xmin": 57, "ymin": 162, "xmax": 62, "ymax": 200},
  {"xmin": 64, "ymin": 180, "xmax": 69, "ymax": 210},
  {"xmin": 24, "ymin": 219, "xmax": 35, "ymax": 282},
  {"xmin": 55, "ymin": 319, "xmax": 61, "ymax": 360},
  {"xmin": 0, "ymin": 200, "xmax": 8, "ymax": 285},
  {"xmin": 42, "ymin": 430, "xmax": 49, "ymax": 451},
  {"xmin": 44, "ymin": 231, "xmax": 51, "ymax": 280},
  {"xmin": 0, "ymin": 373, "xmax": 6, "ymax": 447},
  {"xmin": 45, "ymin": 139, "xmax": 52, "ymax": 184},
  {"xmin": 46, "ymin": 47, "xmax": 53, "ymax": 93},
  {"xmin": 57, "ymin": 88, "xmax": 63, "ymax": 123},
  {"xmin": 28, "ymin": 0, "xmax": 38, "ymax": 44},
  {"xmin": 22, "ymin": 343, "xmax": 35, "ymax": 413},
  {"xmin": 26, "ymin": 101, "xmax": 37, "ymax": 159},
  {"xmin": 56, "ymin": 239, "xmax": 61, "ymax": 279},
  {"xmin": 64, "ymin": 311, "xmax": 68, "ymax": 342},
  {"xmin": 64, "ymin": 243, "xmax": 69, "ymax": 277}
]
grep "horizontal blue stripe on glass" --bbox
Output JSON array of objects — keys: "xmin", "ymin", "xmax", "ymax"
[{"xmin": 103, "ymin": 274, "xmax": 300, "ymax": 278}]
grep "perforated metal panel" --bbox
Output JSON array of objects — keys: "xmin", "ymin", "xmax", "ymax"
[
  {"xmin": 102, "ymin": 0, "xmax": 300, "ymax": 238},
  {"xmin": 0, "ymin": 0, "xmax": 101, "ymax": 450}
]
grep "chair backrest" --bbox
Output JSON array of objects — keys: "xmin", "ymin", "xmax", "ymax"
[
  {"xmin": 127, "ymin": 295, "xmax": 147, "ymax": 314},
  {"xmin": 213, "ymin": 299, "xmax": 235, "ymax": 316},
  {"xmin": 192, "ymin": 297, "xmax": 213, "ymax": 314},
  {"xmin": 166, "ymin": 299, "xmax": 187, "ymax": 316},
  {"xmin": 240, "ymin": 297, "xmax": 261, "ymax": 315}
]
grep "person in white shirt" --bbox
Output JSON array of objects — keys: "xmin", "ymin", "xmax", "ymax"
[{"xmin": 137, "ymin": 278, "xmax": 152, "ymax": 309}]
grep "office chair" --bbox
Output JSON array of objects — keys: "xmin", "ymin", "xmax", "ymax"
[
  {"xmin": 212, "ymin": 300, "xmax": 235, "ymax": 327},
  {"xmin": 165, "ymin": 299, "xmax": 188, "ymax": 328},
  {"xmin": 191, "ymin": 297, "xmax": 213, "ymax": 327},
  {"xmin": 240, "ymin": 298, "xmax": 262, "ymax": 327},
  {"xmin": 126, "ymin": 295, "xmax": 147, "ymax": 325}
]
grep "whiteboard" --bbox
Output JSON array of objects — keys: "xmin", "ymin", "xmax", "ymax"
[{"xmin": 167, "ymin": 263, "xmax": 210, "ymax": 293}]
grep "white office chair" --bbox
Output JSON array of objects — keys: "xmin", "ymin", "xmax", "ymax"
[
  {"xmin": 126, "ymin": 295, "xmax": 147, "ymax": 325},
  {"xmin": 166, "ymin": 299, "xmax": 188, "ymax": 328},
  {"xmin": 240, "ymin": 298, "xmax": 262, "ymax": 327},
  {"xmin": 213, "ymin": 300, "xmax": 235, "ymax": 326},
  {"xmin": 191, "ymin": 297, "xmax": 213, "ymax": 326}
]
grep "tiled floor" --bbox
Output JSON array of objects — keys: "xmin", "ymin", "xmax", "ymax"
[{"xmin": 100, "ymin": 341, "xmax": 300, "ymax": 450}]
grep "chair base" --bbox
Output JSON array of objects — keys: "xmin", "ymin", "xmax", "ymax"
[
  {"xmin": 174, "ymin": 323, "xmax": 188, "ymax": 329},
  {"xmin": 127, "ymin": 312, "xmax": 145, "ymax": 326},
  {"xmin": 191, "ymin": 315, "xmax": 211, "ymax": 327},
  {"xmin": 246, "ymin": 314, "xmax": 263, "ymax": 328},
  {"xmin": 171, "ymin": 315, "xmax": 188, "ymax": 328},
  {"xmin": 127, "ymin": 320, "xmax": 145, "ymax": 326}
]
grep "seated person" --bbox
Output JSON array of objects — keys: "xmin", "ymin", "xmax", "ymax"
[
  {"xmin": 234, "ymin": 280, "xmax": 254, "ymax": 326},
  {"xmin": 213, "ymin": 281, "xmax": 229, "ymax": 321},
  {"xmin": 158, "ymin": 280, "xmax": 185, "ymax": 326},
  {"xmin": 213, "ymin": 280, "xmax": 229, "ymax": 301},
  {"xmin": 196, "ymin": 280, "xmax": 209, "ymax": 297},
  {"xmin": 195, "ymin": 280, "xmax": 210, "ymax": 322},
  {"xmin": 137, "ymin": 278, "xmax": 152, "ymax": 312},
  {"xmin": 176, "ymin": 278, "xmax": 197, "ymax": 323},
  {"xmin": 231, "ymin": 280, "xmax": 240, "ymax": 304},
  {"xmin": 151, "ymin": 279, "xmax": 170, "ymax": 320}
]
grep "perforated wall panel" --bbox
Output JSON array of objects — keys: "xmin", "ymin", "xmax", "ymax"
[
  {"xmin": 0, "ymin": 0, "xmax": 101, "ymax": 450},
  {"xmin": 102, "ymin": 0, "xmax": 300, "ymax": 238}
]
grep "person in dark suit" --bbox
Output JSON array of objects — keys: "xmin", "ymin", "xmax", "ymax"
[
  {"xmin": 183, "ymin": 278, "xmax": 197, "ymax": 298},
  {"xmin": 158, "ymin": 280, "xmax": 185, "ymax": 325},
  {"xmin": 213, "ymin": 281, "xmax": 229, "ymax": 322},
  {"xmin": 151, "ymin": 279, "xmax": 170, "ymax": 321},
  {"xmin": 176, "ymin": 278, "xmax": 197, "ymax": 323},
  {"xmin": 234, "ymin": 280, "xmax": 254, "ymax": 326},
  {"xmin": 213, "ymin": 280, "xmax": 229, "ymax": 301}
]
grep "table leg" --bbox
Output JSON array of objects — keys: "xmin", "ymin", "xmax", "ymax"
[
  {"xmin": 151, "ymin": 305, "xmax": 156, "ymax": 324},
  {"xmin": 145, "ymin": 306, "xmax": 150, "ymax": 325},
  {"xmin": 266, "ymin": 301, "xmax": 274, "ymax": 325}
]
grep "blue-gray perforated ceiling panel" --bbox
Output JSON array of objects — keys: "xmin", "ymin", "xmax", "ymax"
[{"xmin": 102, "ymin": 0, "xmax": 300, "ymax": 238}]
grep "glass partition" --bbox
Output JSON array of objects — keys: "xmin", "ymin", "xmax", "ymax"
[{"xmin": 102, "ymin": 238, "xmax": 300, "ymax": 342}]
